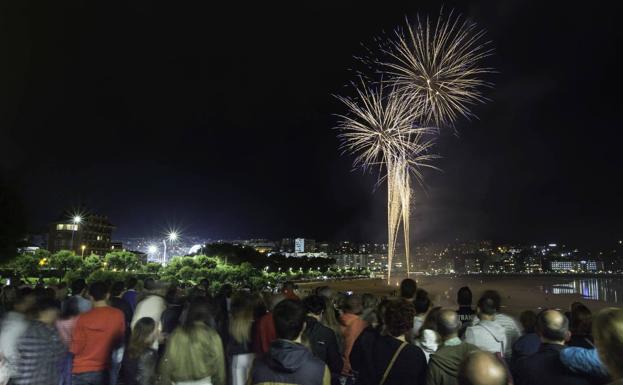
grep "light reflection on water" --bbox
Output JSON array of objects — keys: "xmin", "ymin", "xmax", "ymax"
[{"xmin": 542, "ymin": 278, "xmax": 623, "ymax": 304}]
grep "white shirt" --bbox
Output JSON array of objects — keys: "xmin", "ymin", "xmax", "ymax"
[
  {"xmin": 0, "ymin": 312, "xmax": 28, "ymax": 376},
  {"xmin": 465, "ymin": 319, "xmax": 507, "ymax": 355}
]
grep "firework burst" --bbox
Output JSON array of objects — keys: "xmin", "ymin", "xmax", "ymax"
[
  {"xmin": 381, "ymin": 10, "xmax": 494, "ymax": 128},
  {"xmin": 336, "ymin": 84, "xmax": 438, "ymax": 282}
]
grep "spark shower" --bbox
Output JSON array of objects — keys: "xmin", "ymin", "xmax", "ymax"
[{"xmin": 336, "ymin": 10, "xmax": 493, "ymax": 282}]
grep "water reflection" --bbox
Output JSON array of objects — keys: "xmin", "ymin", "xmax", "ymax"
[{"xmin": 542, "ymin": 278, "xmax": 622, "ymax": 304}]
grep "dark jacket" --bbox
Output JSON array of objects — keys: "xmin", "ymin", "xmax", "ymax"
[
  {"xmin": 511, "ymin": 332, "xmax": 541, "ymax": 368},
  {"xmin": 121, "ymin": 348, "xmax": 158, "ymax": 385},
  {"xmin": 513, "ymin": 343, "xmax": 596, "ymax": 385},
  {"xmin": 304, "ymin": 317, "xmax": 343, "ymax": 376},
  {"xmin": 372, "ymin": 335, "xmax": 426, "ymax": 385},
  {"xmin": 249, "ymin": 339, "xmax": 330, "ymax": 385},
  {"xmin": 351, "ymin": 326, "xmax": 381, "ymax": 385}
]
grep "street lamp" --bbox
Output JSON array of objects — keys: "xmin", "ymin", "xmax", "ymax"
[
  {"xmin": 70, "ymin": 215, "xmax": 82, "ymax": 252},
  {"xmin": 81, "ymin": 245, "xmax": 86, "ymax": 258},
  {"xmin": 162, "ymin": 231, "xmax": 179, "ymax": 265}
]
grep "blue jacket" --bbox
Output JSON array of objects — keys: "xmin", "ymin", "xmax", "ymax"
[{"xmin": 559, "ymin": 347, "xmax": 609, "ymax": 379}]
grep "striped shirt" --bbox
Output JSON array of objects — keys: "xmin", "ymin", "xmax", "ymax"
[{"xmin": 14, "ymin": 321, "xmax": 66, "ymax": 385}]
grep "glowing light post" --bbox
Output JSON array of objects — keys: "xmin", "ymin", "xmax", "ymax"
[
  {"xmin": 162, "ymin": 231, "xmax": 178, "ymax": 265},
  {"xmin": 81, "ymin": 245, "xmax": 86, "ymax": 258},
  {"xmin": 70, "ymin": 215, "xmax": 82, "ymax": 253}
]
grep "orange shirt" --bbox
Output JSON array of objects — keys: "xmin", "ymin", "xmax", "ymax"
[{"xmin": 70, "ymin": 306, "xmax": 125, "ymax": 373}]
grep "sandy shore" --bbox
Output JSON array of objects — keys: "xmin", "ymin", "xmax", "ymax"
[{"xmin": 298, "ymin": 276, "xmax": 620, "ymax": 317}]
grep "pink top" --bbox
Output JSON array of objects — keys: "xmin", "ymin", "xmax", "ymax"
[{"xmin": 56, "ymin": 316, "xmax": 79, "ymax": 346}]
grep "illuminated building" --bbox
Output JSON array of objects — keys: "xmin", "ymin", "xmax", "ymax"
[{"xmin": 48, "ymin": 213, "xmax": 115, "ymax": 256}]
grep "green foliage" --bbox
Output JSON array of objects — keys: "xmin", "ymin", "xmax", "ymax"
[
  {"xmin": 104, "ymin": 251, "xmax": 141, "ymax": 272},
  {"xmin": 86, "ymin": 269, "xmax": 128, "ymax": 284},
  {"xmin": 141, "ymin": 262, "xmax": 162, "ymax": 275},
  {"xmin": 82, "ymin": 254, "xmax": 103, "ymax": 277},
  {"xmin": 49, "ymin": 250, "xmax": 82, "ymax": 278}
]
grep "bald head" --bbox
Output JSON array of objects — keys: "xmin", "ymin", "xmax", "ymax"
[
  {"xmin": 459, "ymin": 351, "xmax": 508, "ymax": 385},
  {"xmin": 537, "ymin": 309, "xmax": 569, "ymax": 343},
  {"xmin": 438, "ymin": 309, "xmax": 461, "ymax": 339}
]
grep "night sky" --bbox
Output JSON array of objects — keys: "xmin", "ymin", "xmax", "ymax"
[{"xmin": 1, "ymin": 1, "xmax": 622, "ymax": 248}]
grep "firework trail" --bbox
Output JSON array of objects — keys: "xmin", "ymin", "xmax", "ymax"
[{"xmin": 336, "ymin": 85, "xmax": 437, "ymax": 283}]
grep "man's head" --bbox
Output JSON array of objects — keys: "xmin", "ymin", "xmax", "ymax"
[
  {"xmin": 13, "ymin": 287, "xmax": 35, "ymax": 314},
  {"xmin": 88, "ymin": 281, "xmax": 110, "ymax": 303},
  {"xmin": 110, "ymin": 281, "xmax": 125, "ymax": 297},
  {"xmin": 303, "ymin": 295, "xmax": 325, "ymax": 317},
  {"xmin": 273, "ymin": 299, "xmax": 306, "ymax": 341},
  {"xmin": 316, "ymin": 286, "xmax": 333, "ymax": 299},
  {"xmin": 458, "ymin": 351, "xmax": 508, "ymax": 385},
  {"xmin": 414, "ymin": 289, "xmax": 431, "ymax": 315},
  {"xmin": 384, "ymin": 299, "xmax": 416, "ymax": 338},
  {"xmin": 126, "ymin": 277, "xmax": 138, "ymax": 290},
  {"xmin": 342, "ymin": 295, "xmax": 363, "ymax": 315},
  {"xmin": 399, "ymin": 278, "xmax": 417, "ymax": 300},
  {"xmin": 457, "ymin": 286, "xmax": 473, "ymax": 307},
  {"xmin": 476, "ymin": 293, "xmax": 498, "ymax": 320},
  {"xmin": 593, "ymin": 307, "xmax": 623, "ymax": 380},
  {"xmin": 71, "ymin": 279, "xmax": 87, "ymax": 296},
  {"xmin": 536, "ymin": 309, "xmax": 569, "ymax": 344},
  {"xmin": 519, "ymin": 310, "xmax": 537, "ymax": 334},
  {"xmin": 437, "ymin": 309, "xmax": 461, "ymax": 340},
  {"xmin": 34, "ymin": 298, "xmax": 61, "ymax": 325}
]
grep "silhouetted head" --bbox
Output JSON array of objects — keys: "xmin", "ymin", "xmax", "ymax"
[
  {"xmin": 437, "ymin": 309, "xmax": 461, "ymax": 339},
  {"xmin": 457, "ymin": 286, "xmax": 473, "ymax": 307},
  {"xmin": 459, "ymin": 351, "xmax": 508, "ymax": 385},
  {"xmin": 537, "ymin": 309, "xmax": 569, "ymax": 343},
  {"xmin": 400, "ymin": 279, "xmax": 417, "ymax": 300},
  {"xmin": 273, "ymin": 299, "xmax": 306, "ymax": 341}
]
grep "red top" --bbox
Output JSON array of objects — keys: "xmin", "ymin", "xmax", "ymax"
[
  {"xmin": 71, "ymin": 306, "xmax": 125, "ymax": 373},
  {"xmin": 254, "ymin": 312, "xmax": 277, "ymax": 355}
]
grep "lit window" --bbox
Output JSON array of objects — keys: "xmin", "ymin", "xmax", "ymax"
[{"xmin": 97, "ymin": 235, "xmax": 102, "ymax": 241}]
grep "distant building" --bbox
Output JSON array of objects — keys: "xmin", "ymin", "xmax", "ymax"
[
  {"xmin": 334, "ymin": 254, "xmax": 370, "ymax": 269},
  {"xmin": 295, "ymin": 238, "xmax": 315, "ymax": 253},
  {"xmin": 549, "ymin": 260, "xmax": 575, "ymax": 272},
  {"xmin": 280, "ymin": 238, "xmax": 295, "ymax": 253},
  {"xmin": 465, "ymin": 258, "xmax": 482, "ymax": 273},
  {"xmin": 48, "ymin": 213, "xmax": 115, "ymax": 256},
  {"xmin": 110, "ymin": 241, "xmax": 123, "ymax": 251},
  {"xmin": 578, "ymin": 260, "xmax": 604, "ymax": 272}
]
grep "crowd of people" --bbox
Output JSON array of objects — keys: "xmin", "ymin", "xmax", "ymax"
[{"xmin": 0, "ymin": 276, "xmax": 622, "ymax": 385}]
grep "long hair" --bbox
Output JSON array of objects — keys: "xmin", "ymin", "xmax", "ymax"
[
  {"xmin": 127, "ymin": 317, "xmax": 156, "ymax": 360},
  {"xmin": 320, "ymin": 295, "xmax": 345, "ymax": 353},
  {"xmin": 229, "ymin": 292, "xmax": 256, "ymax": 346}
]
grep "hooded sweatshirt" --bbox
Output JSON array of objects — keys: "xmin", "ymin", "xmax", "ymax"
[
  {"xmin": 249, "ymin": 339, "xmax": 330, "ymax": 385},
  {"xmin": 425, "ymin": 339, "xmax": 479, "ymax": 385}
]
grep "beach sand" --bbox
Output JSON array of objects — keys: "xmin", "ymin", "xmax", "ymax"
[{"xmin": 298, "ymin": 276, "xmax": 619, "ymax": 317}]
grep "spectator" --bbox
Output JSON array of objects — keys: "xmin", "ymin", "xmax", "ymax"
[
  {"xmin": 282, "ymin": 281, "xmax": 300, "ymax": 300},
  {"xmin": 0, "ymin": 287, "xmax": 35, "ymax": 378},
  {"xmin": 465, "ymin": 294, "xmax": 507, "ymax": 356},
  {"xmin": 121, "ymin": 317, "xmax": 158, "ymax": 385},
  {"xmin": 369, "ymin": 299, "xmax": 427, "ymax": 385},
  {"xmin": 513, "ymin": 309, "xmax": 593, "ymax": 385},
  {"xmin": 303, "ymin": 295, "xmax": 343, "ymax": 383},
  {"xmin": 340, "ymin": 294, "xmax": 368, "ymax": 375},
  {"xmin": 317, "ymin": 288, "xmax": 344, "ymax": 354},
  {"xmin": 360, "ymin": 293, "xmax": 380, "ymax": 326},
  {"xmin": 13, "ymin": 298, "xmax": 66, "ymax": 385},
  {"xmin": 479, "ymin": 290, "xmax": 521, "ymax": 359},
  {"xmin": 71, "ymin": 281, "xmax": 125, "ymax": 385},
  {"xmin": 593, "ymin": 307, "xmax": 623, "ymax": 385},
  {"xmin": 456, "ymin": 287, "xmax": 475, "ymax": 328},
  {"xmin": 511, "ymin": 310, "xmax": 540, "ymax": 366},
  {"xmin": 253, "ymin": 293, "xmax": 284, "ymax": 355},
  {"xmin": 56, "ymin": 295, "xmax": 81, "ymax": 346},
  {"xmin": 458, "ymin": 351, "xmax": 507, "ymax": 385},
  {"xmin": 110, "ymin": 281, "xmax": 133, "ymax": 340},
  {"xmin": 121, "ymin": 277, "xmax": 138, "ymax": 312},
  {"xmin": 158, "ymin": 301, "xmax": 225, "ymax": 385},
  {"xmin": 161, "ymin": 285, "xmax": 184, "ymax": 337},
  {"xmin": 248, "ymin": 299, "xmax": 330, "ymax": 385},
  {"xmin": 350, "ymin": 299, "xmax": 390, "ymax": 385},
  {"xmin": 399, "ymin": 278, "xmax": 417, "ymax": 303},
  {"xmin": 559, "ymin": 346, "xmax": 609, "ymax": 380},
  {"xmin": 413, "ymin": 289, "xmax": 432, "ymax": 338},
  {"xmin": 56, "ymin": 283, "xmax": 69, "ymax": 302},
  {"xmin": 415, "ymin": 306, "xmax": 442, "ymax": 361},
  {"xmin": 227, "ymin": 292, "xmax": 256, "ymax": 385},
  {"xmin": 110, "ymin": 281, "xmax": 132, "ymax": 385},
  {"xmin": 425, "ymin": 309, "xmax": 479, "ymax": 385},
  {"xmin": 68, "ymin": 279, "xmax": 92, "ymax": 314},
  {"xmin": 131, "ymin": 279, "xmax": 166, "ymax": 350},
  {"xmin": 568, "ymin": 303, "xmax": 594, "ymax": 349}
]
